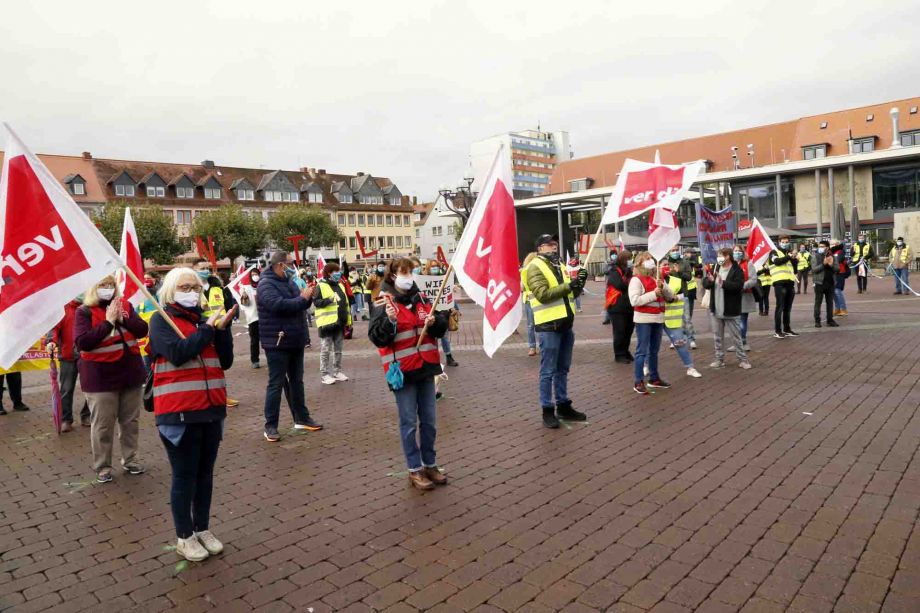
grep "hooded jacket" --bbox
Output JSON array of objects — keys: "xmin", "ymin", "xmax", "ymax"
[{"xmin": 256, "ymin": 268, "xmax": 312, "ymax": 350}]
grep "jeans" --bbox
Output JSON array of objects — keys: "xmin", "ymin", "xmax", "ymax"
[
  {"xmin": 683, "ymin": 299, "xmax": 696, "ymax": 342},
  {"xmin": 797, "ymin": 271, "xmax": 809, "ymax": 294},
  {"xmin": 894, "ymin": 268, "xmax": 910, "ymax": 293},
  {"xmin": 634, "ymin": 322, "xmax": 662, "ymax": 382},
  {"xmin": 537, "ymin": 328, "xmax": 574, "ymax": 408},
  {"xmin": 773, "ymin": 281, "xmax": 795, "ymax": 333},
  {"xmin": 574, "ymin": 295, "xmax": 582, "ymax": 310},
  {"xmin": 814, "ymin": 285, "xmax": 835, "ymax": 322},
  {"xmin": 393, "ymin": 377, "xmax": 437, "ymax": 471},
  {"xmin": 319, "ymin": 329, "xmax": 344, "ymax": 376},
  {"xmin": 160, "ymin": 420, "xmax": 222, "ymax": 538},
  {"xmin": 711, "ymin": 315, "xmax": 746, "ymax": 362},
  {"xmin": 85, "ymin": 387, "xmax": 142, "ymax": 472},
  {"xmin": 352, "ymin": 292, "xmax": 365, "ymax": 318},
  {"xmin": 440, "ymin": 335, "xmax": 452, "ymax": 355},
  {"xmin": 58, "ymin": 359, "xmax": 89, "ymax": 423},
  {"xmin": 739, "ymin": 312, "xmax": 749, "ymax": 342},
  {"xmin": 264, "ymin": 348, "xmax": 310, "ymax": 429},
  {"xmin": 834, "ymin": 287, "xmax": 847, "ymax": 310},
  {"xmin": 524, "ymin": 303, "xmax": 536, "ymax": 349},
  {"xmin": 248, "ymin": 321, "xmax": 261, "ymax": 364},
  {"xmin": 611, "ymin": 312, "xmax": 635, "ymax": 360},
  {"xmin": 662, "ymin": 326, "xmax": 693, "ymax": 368},
  {"xmin": 0, "ymin": 372, "xmax": 23, "ymax": 406}
]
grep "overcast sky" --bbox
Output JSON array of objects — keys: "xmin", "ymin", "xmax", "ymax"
[{"xmin": 2, "ymin": 0, "xmax": 918, "ymax": 200}]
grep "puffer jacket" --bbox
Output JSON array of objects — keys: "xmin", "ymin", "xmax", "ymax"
[
  {"xmin": 526, "ymin": 255, "xmax": 581, "ymax": 333},
  {"xmin": 256, "ymin": 269, "xmax": 312, "ymax": 350}
]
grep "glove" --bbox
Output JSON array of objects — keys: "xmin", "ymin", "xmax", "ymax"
[
  {"xmin": 577, "ymin": 269, "xmax": 588, "ymax": 284},
  {"xmin": 569, "ymin": 278, "xmax": 583, "ymax": 292}
]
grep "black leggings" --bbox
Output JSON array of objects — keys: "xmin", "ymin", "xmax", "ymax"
[
  {"xmin": 248, "ymin": 321, "xmax": 261, "ymax": 364},
  {"xmin": 773, "ymin": 282, "xmax": 795, "ymax": 333},
  {"xmin": 611, "ymin": 312, "xmax": 635, "ymax": 360},
  {"xmin": 160, "ymin": 421, "xmax": 222, "ymax": 538}
]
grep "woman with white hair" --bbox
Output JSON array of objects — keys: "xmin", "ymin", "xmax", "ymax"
[
  {"xmin": 149, "ymin": 267, "xmax": 236, "ymax": 562},
  {"xmin": 74, "ymin": 274, "xmax": 148, "ymax": 483}
]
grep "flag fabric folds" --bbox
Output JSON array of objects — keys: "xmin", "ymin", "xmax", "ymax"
[
  {"xmin": 745, "ymin": 217, "xmax": 777, "ymax": 270},
  {"xmin": 647, "ymin": 207, "xmax": 682, "ymax": 261},
  {"xmin": 600, "ymin": 157, "xmax": 706, "ymax": 226},
  {"xmin": 227, "ymin": 264, "xmax": 256, "ymax": 301},
  {"xmin": 117, "ymin": 207, "xmax": 145, "ymax": 307}
]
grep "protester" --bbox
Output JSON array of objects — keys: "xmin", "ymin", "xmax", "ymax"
[
  {"xmin": 149, "ymin": 267, "xmax": 235, "ymax": 563},
  {"xmin": 891, "ymin": 237, "xmax": 911, "ymax": 295},
  {"xmin": 832, "ymin": 241, "xmax": 850, "ymax": 317},
  {"xmin": 257, "ymin": 251, "xmax": 322, "ymax": 442},
  {"xmin": 238, "ymin": 268, "xmax": 262, "ymax": 368},
  {"xmin": 424, "ymin": 260, "xmax": 459, "ymax": 366},
  {"xmin": 795, "ymin": 244, "xmax": 811, "ymax": 294},
  {"xmin": 526, "ymin": 234, "xmax": 587, "ymax": 428},
  {"xmin": 601, "ymin": 251, "xmax": 617, "ymax": 325},
  {"xmin": 314, "ymin": 262, "xmax": 351, "ymax": 385},
  {"xmin": 606, "ymin": 250, "xmax": 634, "ymax": 364},
  {"xmin": 301, "ymin": 269, "xmax": 316, "ymax": 344},
  {"xmin": 756, "ymin": 266, "xmax": 772, "ymax": 316},
  {"xmin": 568, "ymin": 257, "xmax": 585, "ymax": 312},
  {"xmin": 521, "ymin": 253, "xmax": 538, "ymax": 356},
  {"xmin": 74, "ymin": 275, "xmax": 148, "ymax": 483},
  {"xmin": 628, "ymin": 252, "xmax": 675, "ymax": 394},
  {"xmin": 0, "ymin": 372, "xmax": 29, "ymax": 416},
  {"xmin": 667, "ymin": 247, "xmax": 697, "ymax": 349},
  {"xmin": 366, "ymin": 262, "xmax": 386, "ymax": 312},
  {"xmin": 368, "ymin": 257, "xmax": 450, "ymax": 491},
  {"xmin": 44, "ymin": 296, "xmax": 89, "ymax": 430},
  {"xmin": 702, "ymin": 248, "xmax": 751, "ymax": 369},
  {"xmin": 136, "ymin": 273, "xmax": 160, "ymax": 374},
  {"xmin": 851, "ymin": 233, "xmax": 873, "ymax": 293},
  {"xmin": 662, "ymin": 266, "xmax": 702, "ymax": 378},
  {"xmin": 729, "ymin": 246, "xmax": 757, "ymax": 352},
  {"xmin": 193, "ymin": 260, "xmax": 240, "ymax": 407},
  {"xmin": 349, "ymin": 269, "xmax": 368, "ymax": 320},
  {"xmin": 812, "ymin": 240, "xmax": 839, "ymax": 327},
  {"xmin": 768, "ymin": 236, "xmax": 798, "ymax": 338}
]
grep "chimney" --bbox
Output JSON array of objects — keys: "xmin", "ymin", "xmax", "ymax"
[
  {"xmin": 318, "ymin": 169, "xmax": 326, "ymax": 175},
  {"xmin": 356, "ymin": 172, "xmax": 364, "ymax": 177},
  {"xmin": 412, "ymin": 196, "xmax": 417, "ymax": 206},
  {"xmin": 82, "ymin": 151, "xmax": 92, "ymax": 160},
  {"xmin": 202, "ymin": 160, "xmax": 215, "ymax": 169},
  {"xmin": 890, "ymin": 107, "xmax": 902, "ymax": 148}
]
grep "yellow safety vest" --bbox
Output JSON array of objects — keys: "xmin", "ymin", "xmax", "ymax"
[
  {"xmin": 760, "ymin": 272, "xmax": 773, "ymax": 287},
  {"xmin": 851, "ymin": 244, "xmax": 869, "ymax": 262},
  {"xmin": 520, "ymin": 268, "xmax": 532, "ymax": 303},
  {"xmin": 890, "ymin": 245, "xmax": 911, "ymax": 265},
  {"xmin": 527, "ymin": 258, "xmax": 573, "ymax": 326},
  {"xmin": 664, "ymin": 276, "xmax": 684, "ymax": 329},
  {"xmin": 768, "ymin": 249, "xmax": 795, "ymax": 283},
  {"xmin": 136, "ymin": 298, "xmax": 157, "ymax": 357},
  {"xmin": 203, "ymin": 286, "xmax": 225, "ymax": 318},
  {"xmin": 796, "ymin": 251, "xmax": 811, "ymax": 270},
  {"xmin": 687, "ymin": 276, "xmax": 697, "ymax": 292},
  {"xmin": 315, "ymin": 281, "xmax": 352, "ymax": 329}
]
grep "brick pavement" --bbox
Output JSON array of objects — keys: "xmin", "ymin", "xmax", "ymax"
[{"xmin": 2, "ymin": 282, "xmax": 920, "ymax": 612}]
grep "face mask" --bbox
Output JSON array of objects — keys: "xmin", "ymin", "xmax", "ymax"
[
  {"xmin": 395, "ymin": 275, "xmax": 414, "ymax": 290},
  {"xmin": 642, "ymin": 260, "xmax": 655, "ymax": 270},
  {"xmin": 283, "ymin": 267, "xmax": 295, "ymax": 280},
  {"xmin": 197, "ymin": 270, "xmax": 210, "ymax": 281},
  {"xmin": 97, "ymin": 288, "xmax": 115, "ymax": 301},
  {"xmin": 897, "ymin": 241, "xmax": 904, "ymax": 247},
  {"xmin": 377, "ymin": 266, "xmax": 385, "ymax": 274},
  {"xmin": 175, "ymin": 291, "xmax": 200, "ymax": 308},
  {"xmin": 306, "ymin": 272, "xmax": 314, "ymax": 279},
  {"xmin": 330, "ymin": 272, "xmax": 342, "ymax": 282},
  {"xmin": 251, "ymin": 275, "xmax": 260, "ymax": 283},
  {"xmin": 817, "ymin": 247, "xmax": 826, "ymax": 254},
  {"xmin": 716, "ymin": 256, "xmax": 726, "ymax": 265},
  {"xmin": 626, "ymin": 261, "xmax": 634, "ymax": 269},
  {"xmin": 733, "ymin": 251, "xmax": 743, "ymax": 261},
  {"xmin": 858, "ymin": 239, "xmax": 865, "ymax": 244},
  {"xmin": 779, "ymin": 242, "xmax": 789, "ymax": 250},
  {"xmin": 412, "ymin": 267, "xmax": 421, "ymax": 274},
  {"xmin": 430, "ymin": 268, "xmax": 441, "ymax": 275},
  {"xmin": 669, "ymin": 251, "xmax": 680, "ymax": 259},
  {"xmin": 144, "ymin": 279, "xmax": 155, "ymax": 288}
]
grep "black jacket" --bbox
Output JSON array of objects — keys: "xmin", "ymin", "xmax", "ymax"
[
  {"xmin": 256, "ymin": 269, "xmax": 312, "ymax": 350},
  {"xmin": 702, "ymin": 263, "xmax": 744, "ymax": 318},
  {"xmin": 605, "ymin": 265, "xmax": 634, "ymax": 315},
  {"xmin": 368, "ymin": 281, "xmax": 449, "ymax": 387}
]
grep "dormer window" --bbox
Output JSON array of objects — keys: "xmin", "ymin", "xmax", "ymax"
[
  {"xmin": 176, "ymin": 187, "xmax": 194, "ymax": 199},
  {"xmin": 141, "ymin": 172, "xmax": 167, "ymax": 198},
  {"xmin": 338, "ymin": 193, "xmax": 353, "ymax": 204},
  {"xmin": 115, "ymin": 184, "xmax": 135, "ymax": 197},
  {"xmin": 109, "ymin": 171, "xmax": 136, "ymax": 198},
  {"xmin": 802, "ymin": 144, "xmax": 827, "ymax": 160},
  {"xmin": 301, "ymin": 182, "xmax": 324, "ymax": 204},
  {"xmin": 204, "ymin": 187, "xmax": 221, "ymax": 199},
  {"xmin": 63, "ymin": 174, "xmax": 87, "ymax": 196},
  {"xmin": 73, "ymin": 183, "xmax": 85, "ymax": 195},
  {"xmin": 147, "ymin": 186, "xmax": 166, "ymax": 198},
  {"xmin": 568, "ymin": 177, "xmax": 594, "ymax": 192}
]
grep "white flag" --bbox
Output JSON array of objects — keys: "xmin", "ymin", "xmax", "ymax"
[
  {"xmin": 647, "ymin": 207, "xmax": 682, "ymax": 261},
  {"xmin": 117, "ymin": 207, "xmax": 145, "ymax": 306}
]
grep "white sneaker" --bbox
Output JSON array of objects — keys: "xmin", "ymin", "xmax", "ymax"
[
  {"xmin": 686, "ymin": 367, "xmax": 702, "ymax": 378},
  {"xmin": 176, "ymin": 536, "xmax": 209, "ymax": 562},
  {"xmin": 739, "ymin": 361, "xmax": 752, "ymax": 370},
  {"xmin": 643, "ymin": 365, "xmax": 650, "ymax": 377},
  {"xmin": 690, "ymin": 341, "xmax": 697, "ymax": 350},
  {"xmin": 709, "ymin": 361, "xmax": 724, "ymax": 369},
  {"xmin": 195, "ymin": 530, "xmax": 224, "ymax": 555},
  {"xmin": 321, "ymin": 375, "xmax": 337, "ymax": 385},
  {"xmin": 668, "ymin": 343, "xmax": 675, "ymax": 349},
  {"xmin": 727, "ymin": 345, "xmax": 736, "ymax": 352},
  {"xmin": 334, "ymin": 372, "xmax": 349, "ymax": 382},
  {"xmin": 743, "ymin": 343, "xmax": 751, "ymax": 351}
]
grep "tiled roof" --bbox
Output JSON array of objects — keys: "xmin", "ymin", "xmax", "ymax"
[{"xmin": 0, "ymin": 152, "xmax": 106, "ymax": 204}]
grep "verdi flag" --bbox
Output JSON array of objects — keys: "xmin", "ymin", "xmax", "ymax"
[
  {"xmin": 745, "ymin": 217, "xmax": 777, "ymax": 270},
  {"xmin": 227, "ymin": 264, "xmax": 256, "ymax": 301},
  {"xmin": 695, "ymin": 203, "xmax": 736, "ymax": 265},
  {"xmin": 600, "ymin": 156, "xmax": 705, "ymax": 225},
  {"xmin": 647, "ymin": 207, "xmax": 682, "ymax": 261},
  {"xmin": 117, "ymin": 207, "xmax": 145, "ymax": 306},
  {"xmin": 0, "ymin": 123, "xmax": 120, "ymax": 369}
]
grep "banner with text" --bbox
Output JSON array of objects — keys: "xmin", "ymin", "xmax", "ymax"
[
  {"xmin": 0, "ymin": 341, "xmax": 50, "ymax": 375},
  {"xmin": 695, "ymin": 203, "xmax": 736, "ymax": 264},
  {"xmin": 413, "ymin": 272, "xmax": 455, "ymax": 311}
]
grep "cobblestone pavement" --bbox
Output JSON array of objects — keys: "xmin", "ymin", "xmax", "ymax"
[{"xmin": 3, "ymin": 282, "xmax": 920, "ymax": 612}]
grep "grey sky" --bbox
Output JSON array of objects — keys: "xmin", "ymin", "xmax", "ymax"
[{"xmin": 2, "ymin": 0, "xmax": 917, "ymax": 200}]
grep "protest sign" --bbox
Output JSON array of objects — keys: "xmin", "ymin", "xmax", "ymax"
[
  {"xmin": 695, "ymin": 203, "xmax": 736, "ymax": 264},
  {"xmin": 413, "ymin": 272, "xmax": 455, "ymax": 311},
  {"xmin": 0, "ymin": 340, "xmax": 51, "ymax": 375}
]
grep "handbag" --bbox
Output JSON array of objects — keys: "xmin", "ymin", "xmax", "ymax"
[
  {"xmin": 699, "ymin": 289, "xmax": 711, "ymax": 310},
  {"xmin": 448, "ymin": 308, "xmax": 461, "ymax": 332}
]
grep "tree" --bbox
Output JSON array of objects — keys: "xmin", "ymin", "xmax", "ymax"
[
  {"xmin": 191, "ymin": 204, "xmax": 267, "ymax": 261},
  {"xmin": 92, "ymin": 201, "xmax": 187, "ymax": 265},
  {"xmin": 266, "ymin": 204, "xmax": 341, "ymax": 249}
]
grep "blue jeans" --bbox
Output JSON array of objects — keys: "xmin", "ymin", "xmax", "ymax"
[
  {"xmin": 662, "ymin": 326, "xmax": 693, "ymax": 368},
  {"xmin": 352, "ymin": 292, "xmax": 364, "ymax": 317},
  {"xmin": 739, "ymin": 313, "xmax": 749, "ymax": 342},
  {"xmin": 537, "ymin": 328, "xmax": 574, "ymax": 408},
  {"xmin": 574, "ymin": 295, "xmax": 582, "ymax": 310},
  {"xmin": 160, "ymin": 420, "xmax": 222, "ymax": 538},
  {"xmin": 393, "ymin": 377, "xmax": 437, "ymax": 471},
  {"xmin": 894, "ymin": 268, "xmax": 910, "ymax": 293},
  {"xmin": 634, "ymin": 322, "xmax": 663, "ymax": 382},
  {"xmin": 440, "ymin": 335, "xmax": 452, "ymax": 354},
  {"xmin": 264, "ymin": 348, "xmax": 310, "ymax": 429},
  {"xmin": 524, "ymin": 303, "xmax": 536, "ymax": 348},
  {"xmin": 834, "ymin": 287, "xmax": 847, "ymax": 310}
]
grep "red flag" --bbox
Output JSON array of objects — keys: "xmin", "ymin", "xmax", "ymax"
[
  {"xmin": 316, "ymin": 253, "xmax": 327, "ymax": 278},
  {"xmin": 0, "ymin": 123, "xmax": 120, "ymax": 369},
  {"xmin": 117, "ymin": 207, "xmax": 144, "ymax": 306},
  {"xmin": 227, "ymin": 264, "xmax": 256, "ymax": 301},
  {"xmin": 601, "ymin": 157, "xmax": 705, "ymax": 225},
  {"xmin": 452, "ymin": 146, "xmax": 521, "ymax": 357},
  {"xmin": 745, "ymin": 217, "xmax": 777, "ymax": 270},
  {"xmin": 647, "ymin": 208, "xmax": 682, "ymax": 261}
]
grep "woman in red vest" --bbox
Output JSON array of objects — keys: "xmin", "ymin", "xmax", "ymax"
[
  {"xmin": 74, "ymin": 275, "xmax": 148, "ymax": 483},
  {"xmin": 627, "ymin": 251, "xmax": 676, "ymax": 395},
  {"xmin": 148, "ymin": 267, "xmax": 236, "ymax": 563},
  {"xmin": 368, "ymin": 258, "xmax": 450, "ymax": 491}
]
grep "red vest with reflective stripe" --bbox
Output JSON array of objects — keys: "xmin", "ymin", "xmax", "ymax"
[
  {"xmin": 633, "ymin": 275, "xmax": 665, "ymax": 315},
  {"xmin": 79, "ymin": 302, "xmax": 141, "ymax": 363},
  {"xmin": 153, "ymin": 315, "xmax": 227, "ymax": 416},
  {"xmin": 377, "ymin": 298, "xmax": 441, "ymax": 374}
]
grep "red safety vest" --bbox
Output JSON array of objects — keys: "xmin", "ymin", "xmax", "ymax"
[
  {"xmin": 79, "ymin": 302, "xmax": 140, "ymax": 363},
  {"xmin": 633, "ymin": 275, "xmax": 664, "ymax": 315},
  {"xmin": 377, "ymin": 298, "xmax": 441, "ymax": 374},
  {"xmin": 152, "ymin": 314, "xmax": 226, "ymax": 416}
]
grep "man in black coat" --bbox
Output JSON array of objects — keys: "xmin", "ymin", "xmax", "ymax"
[{"xmin": 606, "ymin": 250, "xmax": 634, "ymax": 363}]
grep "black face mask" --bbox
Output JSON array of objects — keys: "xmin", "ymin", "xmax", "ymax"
[{"xmin": 545, "ymin": 252, "xmax": 561, "ymax": 265}]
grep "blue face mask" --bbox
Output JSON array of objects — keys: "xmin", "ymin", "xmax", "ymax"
[
  {"xmin": 669, "ymin": 251, "xmax": 680, "ymax": 259},
  {"xmin": 412, "ymin": 267, "xmax": 421, "ymax": 274},
  {"xmin": 330, "ymin": 271, "xmax": 342, "ymax": 282},
  {"xmin": 284, "ymin": 266, "xmax": 296, "ymax": 280},
  {"xmin": 197, "ymin": 270, "xmax": 210, "ymax": 282},
  {"xmin": 733, "ymin": 251, "xmax": 744, "ymax": 261},
  {"xmin": 817, "ymin": 247, "xmax": 826, "ymax": 254}
]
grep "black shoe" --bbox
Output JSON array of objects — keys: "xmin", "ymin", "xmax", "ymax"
[
  {"xmin": 556, "ymin": 400, "xmax": 586, "ymax": 422},
  {"xmin": 773, "ymin": 332, "xmax": 785, "ymax": 339},
  {"xmin": 815, "ymin": 321, "xmax": 822, "ymax": 328},
  {"xmin": 264, "ymin": 426, "xmax": 281, "ymax": 442},
  {"xmin": 602, "ymin": 320, "xmax": 611, "ymax": 325},
  {"xmin": 647, "ymin": 379, "xmax": 671, "ymax": 389},
  {"xmin": 294, "ymin": 418, "xmax": 323, "ymax": 431},
  {"xmin": 0, "ymin": 405, "xmax": 6, "ymax": 416},
  {"xmin": 827, "ymin": 320, "xmax": 840, "ymax": 327},
  {"xmin": 12, "ymin": 403, "xmax": 29, "ymax": 412},
  {"xmin": 445, "ymin": 354, "xmax": 459, "ymax": 367},
  {"xmin": 614, "ymin": 357, "xmax": 631, "ymax": 364},
  {"xmin": 783, "ymin": 330, "xmax": 800, "ymax": 337},
  {"xmin": 542, "ymin": 408, "xmax": 560, "ymax": 429}
]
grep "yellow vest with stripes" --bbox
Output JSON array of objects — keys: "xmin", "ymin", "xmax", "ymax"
[
  {"xmin": 664, "ymin": 276, "xmax": 684, "ymax": 329},
  {"xmin": 315, "ymin": 281, "xmax": 352, "ymax": 329},
  {"xmin": 851, "ymin": 244, "xmax": 870, "ymax": 261},
  {"xmin": 203, "ymin": 286, "xmax": 225, "ymax": 318},
  {"xmin": 796, "ymin": 251, "xmax": 811, "ymax": 269},
  {"xmin": 527, "ymin": 258, "xmax": 572, "ymax": 326},
  {"xmin": 520, "ymin": 268, "xmax": 532, "ymax": 303},
  {"xmin": 769, "ymin": 249, "xmax": 795, "ymax": 283}
]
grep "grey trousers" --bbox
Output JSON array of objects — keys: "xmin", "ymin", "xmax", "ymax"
[
  {"xmin": 711, "ymin": 314, "xmax": 747, "ymax": 362},
  {"xmin": 319, "ymin": 330, "xmax": 344, "ymax": 376},
  {"xmin": 85, "ymin": 387, "xmax": 142, "ymax": 472},
  {"xmin": 58, "ymin": 359, "xmax": 89, "ymax": 424}
]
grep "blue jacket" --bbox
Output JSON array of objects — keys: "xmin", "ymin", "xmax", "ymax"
[{"xmin": 256, "ymin": 269, "xmax": 312, "ymax": 350}]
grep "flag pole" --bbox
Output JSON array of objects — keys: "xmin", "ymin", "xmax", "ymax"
[
  {"xmin": 415, "ymin": 264, "xmax": 454, "ymax": 348},
  {"xmin": 121, "ymin": 265, "xmax": 186, "ymax": 339}
]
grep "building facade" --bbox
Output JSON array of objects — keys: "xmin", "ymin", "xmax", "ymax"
[
  {"xmin": 470, "ymin": 128, "xmax": 572, "ymax": 196},
  {"xmin": 414, "ymin": 195, "xmax": 461, "ymax": 261}
]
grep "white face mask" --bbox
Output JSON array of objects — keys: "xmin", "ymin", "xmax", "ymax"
[
  {"xmin": 716, "ymin": 256, "xmax": 726, "ymax": 265},
  {"xmin": 97, "ymin": 288, "xmax": 115, "ymax": 301},
  {"xmin": 175, "ymin": 291, "xmax": 201, "ymax": 308},
  {"xmin": 642, "ymin": 260, "xmax": 655, "ymax": 270},
  {"xmin": 395, "ymin": 275, "xmax": 414, "ymax": 290},
  {"xmin": 251, "ymin": 275, "xmax": 260, "ymax": 283}
]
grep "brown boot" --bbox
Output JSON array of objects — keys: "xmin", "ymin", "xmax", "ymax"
[
  {"xmin": 408, "ymin": 471, "xmax": 434, "ymax": 491},
  {"xmin": 424, "ymin": 466, "xmax": 448, "ymax": 486}
]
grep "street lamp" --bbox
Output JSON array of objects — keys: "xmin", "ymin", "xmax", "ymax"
[{"xmin": 438, "ymin": 176, "xmax": 478, "ymax": 222}]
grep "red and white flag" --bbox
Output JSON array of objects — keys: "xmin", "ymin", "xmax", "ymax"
[
  {"xmin": 0, "ymin": 123, "xmax": 120, "ymax": 368},
  {"xmin": 601, "ymin": 157, "xmax": 705, "ymax": 225},
  {"xmin": 745, "ymin": 217, "xmax": 777, "ymax": 270},
  {"xmin": 117, "ymin": 207, "xmax": 144, "ymax": 306},
  {"xmin": 316, "ymin": 253, "xmax": 327, "ymax": 278},
  {"xmin": 647, "ymin": 207, "xmax": 682, "ymax": 261},
  {"xmin": 227, "ymin": 264, "xmax": 256, "ymax": 301},
  {"xmin": 451, "ymin": 145, "xmax": 521, "ymax": 357}
]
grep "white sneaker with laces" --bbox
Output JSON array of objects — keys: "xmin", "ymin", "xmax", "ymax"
[
  {"xmin": 334, "ymin": 372, "xmax": 349, "ymax": 382},
  {"xmin": 321, "ymin": 374, "xmax": 337, "ymax": 385},
  {"xmin": 195, "ymin": 530, "xmax": 224, "ymax": 555},
  {"xmin": 739, "ymin": 361, "xmax": 753, "ymax": 370},
  {"xmin": 690, "ymin": 341, "xmax": 697, "ymax": 350},
  {"xmin": 176, "ymin": 536, "xmax": 209, "ymax": 562},
  {"xmin": 686, "ymin": 367, "xmax": 702, "ymax": 378}
]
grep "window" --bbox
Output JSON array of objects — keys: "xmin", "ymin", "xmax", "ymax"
[
  {"xmin": 367, "ymin": 215, "xmax": 375, "ymax": 226},
  {"xmin": 568, "ymin": 178, "xmax": 593, "ymax": 191},
  {"xmin": 387, "ymin": 236, "xmax": 394, "ymax": 247},
  {"xmin": 900, "ymin": 130, "xmax": 920, "ymax": 147},
  {"xmin": 415, "ymin": 228, "xmax": 420, "ymax": 238},
  {"xmin": 389, "ymin": 197, "xmax": 401, "ymax": 205},
  {"xmin": 176, "ymin": 210, "xmax": 192, "ymax": 224},
  {"xmin": 339, "ymin": 238, "xmax": 347, "ymax": 249},
  {"xmin": 237, "ymin": 188, "xmax": 254, "ymax": 201},
  {"xmin": 385, "ymin": 215, "xmax": 393, "ymax": 226},
  {"xmin": 349, "ymin": 237, "xmax": 357, "ymax": 249},
  {"xmin": 802, "ymin": 145, "xmax": 827, "ymax": 160},
  {"xmin": 283, "ymin": 191, "xmax": 297, "ymax": 202},
  {"xmin": 852, "ymin": 137, "xmax": 874, "ymax": 153},
  {"xmin": 176, "ymin": 186, "xmax": 194, "ymax": 199},
  {"xmin": 406, "ymin": 235, "xmax": 411, "ymax": 246},
  {"xmin": 337, "ymin": 193, "xmax": 352, "ymax": 204},
  {"xmin": 873, "ymin": 163, "xmax": 920, "ymax": 212},
  {"xmin": 146, "ymin": 186, "xmax": 165, "ymax": 198},
  {"xmin": 204, "ymin": 187, "xmax": 221, "ymax": 199},
  {"xmin": 377, "ymin": 214, "xmax": 384, "ymax": 225},
  {"xmin": 347, "ymin": 214, "xmax": 356, "ymax": 226},
  {"xmin": 337, "ymin": 214, "xmax": 346, "ymax": 225},
  {"xmin": 357, "ymin": 214, "xmax": 365, "ymax": 225},
  {"xmin": 733, "ymin": 179, "xmax": 795, "ymax": 222},
  {"xmin": 395, "ymin": 215, "xmax": 402, "ymax": 226},
  {"xmin": 307, "ymin": 191, "xmax": 322, "ymax": 203},
  {"xmin": 396, "ymin": 236, "xmax": 403, "ymax": 248},
  {"xmin": 403, "ymin": 215, "xmax": 410, "ymax": 225},
  {"xmin": 433, "ymin": 226, "xmax": 442, "ymax": 236},
  {"xmin": 71, "ymin": 183, "xmax": 85, "ymax": 196},
  {"xmin": 446, "ymin": 225, "xmax": 454, "ymax": 236}
]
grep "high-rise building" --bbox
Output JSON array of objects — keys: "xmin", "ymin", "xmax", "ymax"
[{"xmin": 470, "ymin": 128, "xmax": 572, "ymax": 197}]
